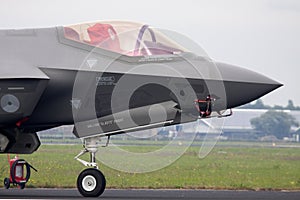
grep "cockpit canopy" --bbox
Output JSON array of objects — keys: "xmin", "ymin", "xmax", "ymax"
[{"xmin": 63, "ymin": 21, "xmax": 187, "ymax": 56}]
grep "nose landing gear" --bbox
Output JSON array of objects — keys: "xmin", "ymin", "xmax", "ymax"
[
  {"xmin": 75, "ymin": 137, "xmax": 108, "ymax": 197},
  {"xmin": 77, "ymin": 168, "xmax": 106, "ymax": 197}
]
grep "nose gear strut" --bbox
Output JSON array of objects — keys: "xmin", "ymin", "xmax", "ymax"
[{"xmin": 74, "ymin": 136, "xmax": 110, "ymax": 197}]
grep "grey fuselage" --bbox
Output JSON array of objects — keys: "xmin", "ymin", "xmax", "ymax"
[{"xmin": 0, "ymin": 26, "xmax": 281, "ymax": 153}]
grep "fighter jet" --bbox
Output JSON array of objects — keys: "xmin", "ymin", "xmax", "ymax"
[{"xmin": 0, "ymin": 21, "xmax": 281, "ymax": 197}]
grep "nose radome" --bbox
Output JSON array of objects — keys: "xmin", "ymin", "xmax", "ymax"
[
  {"xmin": 215, "ymin": 62, "xmax": 283, "ymax": 109},
  {"xmin": 215, "ymin": 62, "xmax": 282, "ymax": 85}
]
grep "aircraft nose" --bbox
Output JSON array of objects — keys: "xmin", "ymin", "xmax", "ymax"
[{"xmin": 215, "ymin": 62, "xmax": 283, "ymax": 108}]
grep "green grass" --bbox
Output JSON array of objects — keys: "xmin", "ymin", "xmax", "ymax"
[{"xmin": 1, "ymin": 143, "xmax": 300, "ymax": 190}]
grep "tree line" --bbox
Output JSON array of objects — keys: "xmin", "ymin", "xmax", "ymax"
[
  {"xmin": 240, "ymin": 99, "xmax": 300, "ymax": 110},
  {"xmin": 250, "ymin": 110, "xmax": 299, "ymax": 139},
  {"xmin": 238, "ymin": 99, "xmax": 300, "ymax": 140}
]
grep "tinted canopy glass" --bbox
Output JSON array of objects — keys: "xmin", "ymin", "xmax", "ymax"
[{"xmin": 64, "ymin": 21, "xmax": 187, "ymax": 56}]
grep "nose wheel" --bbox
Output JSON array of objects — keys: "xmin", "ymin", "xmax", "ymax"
[
  {"xmin": 75, "ymin": 136, "xmax": 109, "ymax": 197},
  {"xmin": 77, "ymin": 168, "xmax": 106, "ymax": 197}
]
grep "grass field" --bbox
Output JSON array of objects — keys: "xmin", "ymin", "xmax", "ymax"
[{"xmin": 1, "ymin": 143, "xmax": 300, "ymax": 190}]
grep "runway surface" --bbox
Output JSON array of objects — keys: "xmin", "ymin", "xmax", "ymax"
[{"xmin": 0, "ymin": 188, "xmax": 300, "ymax": 200}]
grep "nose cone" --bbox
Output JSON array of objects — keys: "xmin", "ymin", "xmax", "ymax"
[{"xmin": 215, "ymin": 62, "xmax": 283, "ymax": 108}]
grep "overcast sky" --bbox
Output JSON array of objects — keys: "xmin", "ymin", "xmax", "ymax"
[{"xmin": 1, "ymin": 0, "xmax": 299, "ymax": 106}]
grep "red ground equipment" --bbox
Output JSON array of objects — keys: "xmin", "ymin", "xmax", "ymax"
[{"xmin": 4, "ymin": 155, "xmax": 37, "ymax": 189}]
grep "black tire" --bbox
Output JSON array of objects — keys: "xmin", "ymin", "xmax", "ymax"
[
  {"xmin": 4, "ymin": 178, "xmax": 10, "ymax": 189},
  {"xmin": 19, "ymin": 182, "xmax": 25, "ymax": 189},
  {"xmin": 77, "ymin": 168, "xmax": 106, "ymax": 197}
]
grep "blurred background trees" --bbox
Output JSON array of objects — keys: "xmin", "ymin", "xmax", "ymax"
[
  {"xmin": 241, "ymin": 99, "xmax": 300, "ymax": 110},
  {"xmin": 250, "ymin": 110, "xmax": 299, "ymax": 139}
]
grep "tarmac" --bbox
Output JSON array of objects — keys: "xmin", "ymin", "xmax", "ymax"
[{"xmin": 0, "ymin": 188, "xmax": 300, "ymax": 200}]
